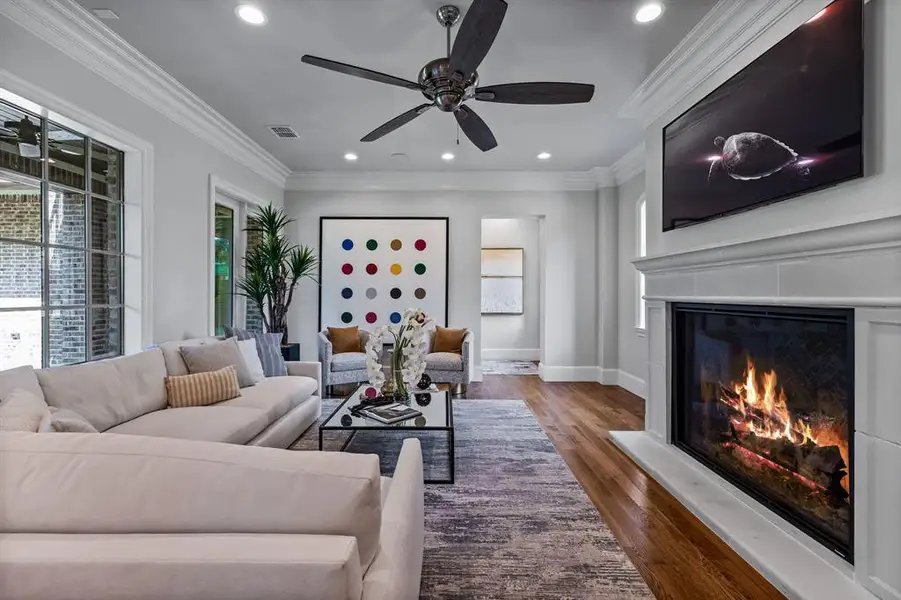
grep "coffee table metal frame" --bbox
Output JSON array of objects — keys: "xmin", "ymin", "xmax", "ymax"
[{"xmin": 318, "ymin": 389, "xmax": 455, "ymax": 484}]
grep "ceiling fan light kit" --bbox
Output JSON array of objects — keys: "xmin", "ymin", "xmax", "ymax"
[{"xmin": 301, "ymin": 0, "xmax": 595, "ymax": 153}]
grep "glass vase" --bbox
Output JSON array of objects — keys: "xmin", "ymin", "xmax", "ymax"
[{"xmin": 392, "ymin": 348, "xmax": 408, "ymax": 399}]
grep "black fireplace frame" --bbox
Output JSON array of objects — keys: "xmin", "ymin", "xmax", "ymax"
[{"xmin": 671, "ymin": 302, "xmax": 855, "ymax": 563}]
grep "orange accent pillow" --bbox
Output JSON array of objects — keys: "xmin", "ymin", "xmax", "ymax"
[
  {"xmin": 433, "ymin": 327, "xmax": 468, "ymax": 354},
  {"xmin": 328, "ymin": 326, "xmax": 362, "ymax": 354}
]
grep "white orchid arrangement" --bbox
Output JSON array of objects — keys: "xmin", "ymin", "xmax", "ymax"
[{"xmin": 364, "ymin": 308, "xmax": 431, "ymax": 395}]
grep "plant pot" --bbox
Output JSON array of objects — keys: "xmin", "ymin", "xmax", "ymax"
[{"xmin": 280, "ymin": 343, "xmax": 300, "ymax": 362}]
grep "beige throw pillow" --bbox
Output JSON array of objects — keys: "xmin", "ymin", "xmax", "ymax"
[
  {"xmin": 179, "ymin": 338, "xmax": 254, "ymax": 388},
  {"xmin": 165, "ymin": 366, "xmax": 241, "ymax": 408},
  {"xmin": 0, "ymin": 388, "xmax": 51, "ymax": 432}
]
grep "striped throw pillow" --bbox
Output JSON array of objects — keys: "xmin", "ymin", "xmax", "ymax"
[{"xmin": 165, "ymin": 366, "xmax": 241, "ymax": 408}]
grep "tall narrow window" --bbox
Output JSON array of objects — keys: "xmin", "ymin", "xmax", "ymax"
[
  {"xmin": 0, "ymin": 97, "xmax": 124, "ymax": 369},
  {"xmin": 244, "ymin": 216, "xmax": 265, "ymax": 333},
  {"xmin": 213, "ymin": 203, "xmax": 236, "ymax": 335},
  {"xmin": 637, "ymin": 196, "xmax": 647, "ymax": 331}
]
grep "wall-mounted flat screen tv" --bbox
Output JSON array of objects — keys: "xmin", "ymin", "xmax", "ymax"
[{"xmin": 662, "ymin": 0, "xmax": 863, "ymax": 231}]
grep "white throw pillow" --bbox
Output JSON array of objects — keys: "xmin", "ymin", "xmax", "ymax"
[
  {"xmin": 0, "ymin": 388, "xmax": 51, "ymax": 432},
  {"xmin": 237, "ymin": 338, "xmax": 265, "ymax": 386}
]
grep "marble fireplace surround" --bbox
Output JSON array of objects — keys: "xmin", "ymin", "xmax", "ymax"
[{"xmin": 611, "ymin": 214, "xmax": 901, "ymax": 600}]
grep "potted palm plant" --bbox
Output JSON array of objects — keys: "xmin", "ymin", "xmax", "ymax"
[{"xmin": 236, "ymin": 204, "xmax": 317, "ymax": 355}]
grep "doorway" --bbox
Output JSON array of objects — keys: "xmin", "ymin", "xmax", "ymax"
[{"xmin": 480, "ymin": 217, "xmax": 541, "ymax": 376}]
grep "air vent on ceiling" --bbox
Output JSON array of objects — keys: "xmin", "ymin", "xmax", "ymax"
[{"xmin": 267, "ymin": 125, "xmax": 299, "ymax": 139}]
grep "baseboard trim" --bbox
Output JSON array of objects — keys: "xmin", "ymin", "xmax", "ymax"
[
  {"xmin": 471, "ymin": 366, "xmax": 483, "ymax": 383},
  {"xmin": 538, "ymin": 364, "xmax": 599, "ymax": 382},
  {"xmin": 481, "ymin": 348, "xmax": 541, "ymax": 361},
  {"xmin": 595, "ymin": 368, "xmax": 648, "ymax": 399}
]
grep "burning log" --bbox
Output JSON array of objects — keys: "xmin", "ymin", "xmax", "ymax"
[{"xmin": 730, "ymin": 430, "xmax": 847, "ymax": 499}]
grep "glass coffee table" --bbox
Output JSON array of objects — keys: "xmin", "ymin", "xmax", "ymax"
[{"xmin": 319, "ymin": 384, "xmax": 455, "ymax": 484}]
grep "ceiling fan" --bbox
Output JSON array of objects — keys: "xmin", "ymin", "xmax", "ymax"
[{"xmin": 301, "ymin": 0, "xmax": 595, "ymax": 152}]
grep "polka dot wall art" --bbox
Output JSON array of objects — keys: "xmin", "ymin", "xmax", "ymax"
[{"xmin": 319, "ymin": 218, "xmax": 448, "ymax": 330}]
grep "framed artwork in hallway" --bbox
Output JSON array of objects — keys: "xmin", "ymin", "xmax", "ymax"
[
  {"xmin": 319, "ymin": 217, "xmax": 449, "ymax": 330},
  {"xmin": 481, "ymin": 247, "xmax": 524, "ymax": 315}
]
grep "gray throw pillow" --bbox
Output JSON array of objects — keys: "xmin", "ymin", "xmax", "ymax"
[
  {"xmin": 179, "ymin": 338, "xmax": 255, "ymax": 387},
  {"xmin": 224, "ymin": 326, "xmax": 287, "ymax": 377}
]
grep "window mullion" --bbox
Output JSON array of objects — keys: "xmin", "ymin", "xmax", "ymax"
[
  {"xmin": 40, "ymin": 115, "xmax": 50, "ymax": 368},
  {"xmin": 85, "ymin": 139, "xmax": 93, "ymax": 361}
]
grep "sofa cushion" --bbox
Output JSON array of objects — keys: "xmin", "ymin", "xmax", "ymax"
[
  {"xmin": 0, "ymin": 431, "xmax": 383, "ymax": 570},
  {"xmin": 218, "ymin": 376, "xmax": 318, "ymax": 421},
  {"xmin": 36, "ymin": 349, "xmax": 168, "ymax": 432},
  {"xmin": 107, "ymin": 406, "xmax": 269, "ymax": 444},
  {"xmin": 159, "ymin": 337, "xmax": 221, "ymax": 377},
  {"xmin": 331, "ymin": 352, "xmax": 366, "ymax": 372},
  {"xmin": 0, "ymin": 366, "xmax": 45, "ymax": 403},
  {"xmin": 425, "ymin": 352, "xmax": 464, "ymax": 372}
]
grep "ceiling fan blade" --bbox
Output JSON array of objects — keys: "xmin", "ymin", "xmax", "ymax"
[
  {"xmin": 454, "ymin": 105, "xmax": 497, "ymax": 152},
  {"xmin": 361, "ymin": 104, "xmax": 433, "ymax": 142},
  {"xmin": 449, "ymin": 0, "xmax": 508, "ymax": 81},
  {"xmin": 301, "ymin": 55, "xmax": 422, "ymax": 91},
  {"xmin": 475, "ymin": 82, "xmax": 595, "ymax": 104}
]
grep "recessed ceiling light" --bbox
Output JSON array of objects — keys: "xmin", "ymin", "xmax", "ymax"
[
  {"xmin": 806, "ymin": 8, "xmax": 827, "ymax": 23},
  {"xmin": 235, "ymin": 4, "xmax": 267, "ymax": 25},
  {"xmin": 634, "ymin": 2, "xmax": 664, "ymax": 24},
  {"xmin": 441, "ymin": 152, "xmax": 455, "ymax": 161},
  {"xmin": 344, "ymin": 152, "xmax": 358, "ymax": 161},
  {"xmin": 537, "ymin": 152, "xmax": 552, "ymax": 160}
]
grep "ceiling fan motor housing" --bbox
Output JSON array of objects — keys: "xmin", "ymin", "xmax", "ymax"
[{"xmin": 418, "ymin": 58, "xmax": 478, "ymax": 112}]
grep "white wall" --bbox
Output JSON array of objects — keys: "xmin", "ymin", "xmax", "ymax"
[
  {"xmin": 480, "ymin": 218, "xmax": 540, "ymax": 360},
  {"xmin": 645, "ymin": 0, "xmax": 901, "ymax": 259},
  {"xmin": 616, "ymin": 173, "xmax": 649, "ymax": 392},
  {"xmin": 596, "ymin": 186, "xmax": 619, "ymax": 374},
  {"xmin": 284, "ymin": 190, "xmax": 598, "ymax": 378},
  {"xmin": 0, "ymin": 16, "xmax": 284, "ymax": 345}
]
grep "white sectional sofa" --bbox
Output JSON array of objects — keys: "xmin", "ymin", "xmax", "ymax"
[{"xmin": 0, "ymin": 337, "xmax": 426, "ymax": 599}]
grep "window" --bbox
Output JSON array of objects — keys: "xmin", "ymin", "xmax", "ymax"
[
  {"xmin": 0, "ymin": 98, "xmax": 124, "ymax": 369},
  {"xmin": 211, "ymin": 194, "xmax": 265, "ymax": 335},
  {"xmin": 637, "ymin": 196, "xmax": 647, "ymax": 331}
]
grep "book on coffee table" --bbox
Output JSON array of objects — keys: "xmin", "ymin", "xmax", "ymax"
[{"xmin": 359, "ymin": 403, "xmax": 422, "ymax": 424}]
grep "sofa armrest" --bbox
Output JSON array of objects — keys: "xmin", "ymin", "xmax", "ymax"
[
  {"xmin": 0, "ymin": 533, "xmax": 363, "ymax": 600},
  {"xmin": 362, "ymin": 438, "xmax": 424, "ymax": 600},
  {"xmin": 461, "ymin": 331, "xmax": 474, "ymax": 383},
  {"xmin": 286, "ymin": 361, "xmax": 322, "ymax": 395}
]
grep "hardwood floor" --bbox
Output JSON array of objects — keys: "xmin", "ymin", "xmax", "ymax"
[{"xmin": 466, "ymin": 375, "xmax": 786, "ymax": 600}]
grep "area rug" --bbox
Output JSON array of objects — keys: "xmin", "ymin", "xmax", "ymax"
[
  {"xmin": 480, "ymin": 359, "xmax": 540, "ymax": 375},
  {"xmin": 293, "ymin": 398, "xmax": 653, "ymax": 599}
]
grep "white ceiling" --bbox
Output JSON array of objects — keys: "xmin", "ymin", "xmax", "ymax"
[{"xmin": 75, "ymin": 0, "xmax": 715, "ymax": 172}]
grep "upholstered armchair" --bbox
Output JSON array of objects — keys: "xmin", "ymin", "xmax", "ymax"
[
  {"xmin": 318, "ymin": 329, "xmax": 371, "ymax": 396},
  {"xmin": 422, "ymin": 329, "xmax": 473, "ymax": 395}
]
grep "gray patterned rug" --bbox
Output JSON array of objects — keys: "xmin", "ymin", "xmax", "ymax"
[
  {"xmin": 481, "ymin": 360, "xmax": 540, "ymax": 375},
  {"xmin": 293, "ymin": 399, "xmax": 652, "ymax": 599}
]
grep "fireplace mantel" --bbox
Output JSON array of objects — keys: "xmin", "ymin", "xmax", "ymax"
[{"xmin": 612, "ymin": 213, "xmax": 901, "ymax": 600}]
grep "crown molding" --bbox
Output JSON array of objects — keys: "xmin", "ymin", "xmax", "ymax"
[
  {"xmin": 618, "ymin": 0, "xmax": 829, "ymax": 127},
  {"xmin": 286, "ymin": 170, "xmax": 605, "ymax": 192},
  {"xmin": 0, "ymin": 0, "xmax": 291, "ymax": 188},
  {"xmin": 611, "ymin": 143, "xmax": 645, "ymax": 186}
]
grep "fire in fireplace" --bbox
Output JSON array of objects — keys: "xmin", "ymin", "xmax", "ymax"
[{"xmin": 672, "ymin": 303, "xmax": 854, "ymax": 562}]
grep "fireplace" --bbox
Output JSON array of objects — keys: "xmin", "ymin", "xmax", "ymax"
[{"xmin": 672, "ymin": 303, "xmax": 854, "ymax": 562}]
